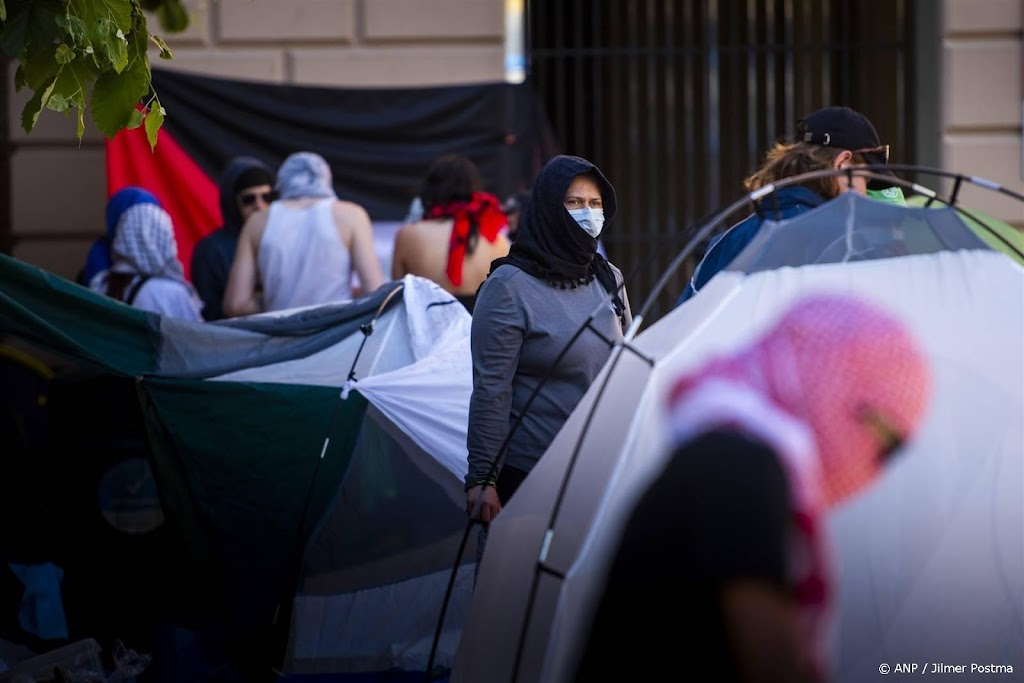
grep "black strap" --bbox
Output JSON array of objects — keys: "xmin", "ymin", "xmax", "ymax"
[{"xmin": 124, "ymin": 275, "xmax": 152, "ymax": 305}]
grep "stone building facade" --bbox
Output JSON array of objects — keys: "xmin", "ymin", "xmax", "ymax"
[{"xmin": 2, "ymin": 0, "xmax": 1020, "ymax": 280}]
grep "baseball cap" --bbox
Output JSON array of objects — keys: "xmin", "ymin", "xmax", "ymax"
[{"xmin": 797, "ymin": 106, "xmax": 896, "ymax": 190}]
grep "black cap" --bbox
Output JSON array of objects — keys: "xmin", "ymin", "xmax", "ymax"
[{"xmin": 797, "ymin": 106, "xmax": 895, "ymax": 189}]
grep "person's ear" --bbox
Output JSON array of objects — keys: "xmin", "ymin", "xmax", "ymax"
[{"xmin": 832, "ymin": 150, "xmax": 853, "ymax": 169}]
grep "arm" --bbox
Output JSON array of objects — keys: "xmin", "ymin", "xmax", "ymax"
[
  {"xmin": 391, "ymin": 224, "xmax": 412, "ymax": 280},
  {"xmin": 223, "ymin": 213, "xmax": 265, "ymax": 317},
  {"xmin": 339, "ymin": 202, "xmax": 385, "ymax": 294},
  {"xmin": 465, "ymin": 275, "xmax": 525, "ymax": 520},
  {"xmin": 723, "ymin": 583, "xmax": 817, "ymax": 683},
  {"xmin": 611, "ymin": 264, "xmax": 633, "ymax": 331}
]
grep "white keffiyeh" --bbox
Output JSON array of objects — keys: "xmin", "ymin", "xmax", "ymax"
[{"xmin": 111, "ymin": 203, "xmax": 185, "ymax": 279}]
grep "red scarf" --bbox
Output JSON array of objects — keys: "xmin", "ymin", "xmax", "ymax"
[{"xmin": 425, "ymin": 192, "xmax": 506, "ymax": 286}]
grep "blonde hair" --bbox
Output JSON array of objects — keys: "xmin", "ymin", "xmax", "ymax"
[{"xmin": 744, "ymin": 141, "xmax": 865, "ymax": 200}]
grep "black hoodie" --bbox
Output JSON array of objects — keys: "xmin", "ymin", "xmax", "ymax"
[{"xmin": 191, "ymin": 157, "xmax": 275, "ymax": 320}]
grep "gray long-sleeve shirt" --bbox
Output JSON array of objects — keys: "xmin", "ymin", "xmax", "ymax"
[{"xmin": 466, "ymin": 263, "xmax": 632, "ymax": 487}]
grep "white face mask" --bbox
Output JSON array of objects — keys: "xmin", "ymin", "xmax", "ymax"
[{"xmin": 568, "ymin": 207, "xmax": 605, "ymax": 238}]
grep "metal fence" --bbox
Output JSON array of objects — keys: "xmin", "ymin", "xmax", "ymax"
[{"xmin": 526, "ymin": 0, "xmax": 915, "ymax": 324}]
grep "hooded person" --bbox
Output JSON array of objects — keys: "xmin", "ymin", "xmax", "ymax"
[
  {"xmin": 576, "ymin": 293, "xmax": 931, "ymax": 683},
  {"xmin": 222, "ymin": 151, "xmax": 384, "ymax": 317},
  {"xmin": 190, "ymin": 157, "xmax": 275, "ymax": 320},
  {"xmin": 89, "ymin": 200, "xmax": 204, "ymax": 321},
  {"xmin": 78, "ymin": 186, "xmax": 161, "ymax": 286},
  {"xmin": 465, "ymin": 155, "xmax": 632, "ymax": 556}
]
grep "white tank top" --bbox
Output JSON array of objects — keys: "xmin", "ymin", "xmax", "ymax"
[{"xmin": 258, "ymin": 199, "xmax": 353, "ymax": 311}]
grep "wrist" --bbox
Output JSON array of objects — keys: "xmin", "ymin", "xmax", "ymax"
[{"xmin": 464, "ymin": 477, "xmax": 496, "ymax": 492}]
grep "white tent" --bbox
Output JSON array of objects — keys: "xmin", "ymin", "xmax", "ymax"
[{"xmin": 452, "ymin": 193, "xmax": 1024, "ymax": 682}]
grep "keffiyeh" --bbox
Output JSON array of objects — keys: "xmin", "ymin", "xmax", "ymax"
[
  {"xmin": 111, "ymin": 203, "xmax": 185, "ymax": 279},
  {"xmin": 665, "ymin": 294, "xmax": 931, "ymax": 676},
  {"xmin": 275, "ymin": 152, "xmax": 337, "ymax": 200}
]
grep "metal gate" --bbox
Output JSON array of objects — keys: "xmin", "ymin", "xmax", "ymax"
[{"xmin": 526, "ymin": 0, "xmax": 916, "ymax": 324}]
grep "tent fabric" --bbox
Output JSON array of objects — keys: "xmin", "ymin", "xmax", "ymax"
[
  {"xmin": 727, "ymin": 193, "xmax": 990, "ymax": 275},
  {"xmin": 0, "ymin": 257, "xmax": 477, "ymax": 677},
  {"xmin": 106, "ymin": 70, "xmax": 558, "ymax": 278},
  {"xmin": 905, "ymin": 194, "xmax": 1024, "ymax": 265},
  {"xmin": 451, "ymin": 195, "xmax": 1024, "ymax": 682}
]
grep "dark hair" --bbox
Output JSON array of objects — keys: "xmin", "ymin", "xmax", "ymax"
[
  {"xmin": 744, "ymin": 141, "xmax": 866, "ymax": 200},
  {"xmin": 419, "ymin": 154, "xmax": 483, "ymax": 212}
]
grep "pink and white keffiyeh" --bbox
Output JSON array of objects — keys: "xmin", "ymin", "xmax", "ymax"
[{"xmin": 665, "ymin": 293, "xmax": 931, "ymax": 676}]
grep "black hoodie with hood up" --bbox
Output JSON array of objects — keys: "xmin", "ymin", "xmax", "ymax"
[{"xmin": 190, "ymin": 157, "xmax": 275, "ymax": 320}]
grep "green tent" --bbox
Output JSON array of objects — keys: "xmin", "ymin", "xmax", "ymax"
[
  {"xmin": 905, "ymin": 194, "xmax": 1023, "ymax": 265},
  {"xmin": 0, "ymin": 254, "xmax": 477, "ymax": 678}
]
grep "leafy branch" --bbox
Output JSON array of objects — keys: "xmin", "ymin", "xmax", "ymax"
[{"xmin": 0, "ymin": 0, "xmax": 189, "ymax": 148}]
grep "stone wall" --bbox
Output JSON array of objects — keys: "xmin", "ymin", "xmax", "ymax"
[{"xmin": 941, "ymin": 0, "xmax": 1023, "ymax": 227}]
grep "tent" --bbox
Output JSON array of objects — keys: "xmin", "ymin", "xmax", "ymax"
[
  {"xmin": 451, "ymin": 191, "xmax": 1024, "ymax": 682},
  {"xmin": 904, "ymin": 194, "xmax": 1024, "ymax": 265},
  {"xmin": 0, "ymin": 256, "xmax": 476, "ymax": 679}
]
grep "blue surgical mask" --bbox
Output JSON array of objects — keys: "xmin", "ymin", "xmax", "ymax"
[{"xmin": 568, "ymin": 207, "xmax": 605, "ymax": 238}]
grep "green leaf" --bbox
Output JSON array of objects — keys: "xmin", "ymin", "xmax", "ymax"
[
  {"xmin": 144, "ymin": 102, "xmax": 164, "ymax": 150},
  {"xmin": 26, "ymin": 0, "xmax": 62, "ymax": 50},
  {"xmin": 90, "ymin": 58, "xmax": 149, "ymax": 138},
  {"xmin": 96, "ymin": 0, "xmax": 134, "ymax": 33},
  {"xmin": 104, "ymin": 28, "xmax": 129, "ymax": 72},
  {"xmin": 21, "ymin": 48, "xmax": 60, "ymax": 89},
  {"xmin": 156, "ymin": 0, "xmax": 189, "ymax": 33},
  {"xmin": 0, "ymin": 7, "xmax": 29, "ymax": 57},
  {"xmin": 13, "ymin": 65, "xmax": 26, "ymax": 91},
  {"xmin": 0, "ymin": 0, "xmax": 7, "ymax": 23},
  {"xmin": 149, "ymin": 33, "xmax": 173, "ymax": 60},
  {"xmin": 54, "ymin": 43, "xmax": 75, "ymax": 64},
  {"xmin": 46, "ymin": 92, "xmax": 70, "ymax": 112},
  {"xmin": 68, "ymin": 14, "xmax": 89, "ymax": 37},
  {"xmin": 127, "ymin": 107, "xmax": 143, "ymax": 129},
  {"xmin": 52, "ymin": 59, "xmax": 96, "ymax": 110},
  {"xmin": 21, "ymin": 75, "xmax": 56, "ymax": 133}
]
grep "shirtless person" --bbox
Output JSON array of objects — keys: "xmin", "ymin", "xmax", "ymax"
[
  {"xmin": 223, "ymin": 151, "xmax": 384, "ymax": 317},
  {"xmin": 391, "ymin": 154, "xmax": 510, "ymax": 313}
]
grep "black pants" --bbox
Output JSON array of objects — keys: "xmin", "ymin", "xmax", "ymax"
[
  {"xmin": 475, "ymin": 464, "xmax": 530, "ymax": 580},
  {"xmin": 495, "ymin": 464, "xmax": 530, "ymax": 505}
]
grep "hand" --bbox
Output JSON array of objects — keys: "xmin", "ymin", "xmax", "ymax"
[{"xmin": 466, "ymin": 484, "xmax": 501, "ymax": 523}]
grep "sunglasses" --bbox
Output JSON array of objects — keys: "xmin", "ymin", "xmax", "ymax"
[
  {"xmin": 856, "ymin": 404, "xmax": 905, "ymax": 463},
  {"xmin": 852, "ymin": 144, "xmax": 890, "ymax": 164},
  {"xmin": 239, "ymin": 191, "xmax": 275, "ymax": 207}
]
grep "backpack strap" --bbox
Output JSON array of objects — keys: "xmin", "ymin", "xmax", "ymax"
[{"xmin": 124, "ymin": 275, "xmax": 153, "ymax": 305}]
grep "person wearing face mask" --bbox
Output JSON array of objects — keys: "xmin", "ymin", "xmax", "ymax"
[
  {"xmin": 575, "ymin": 294, "xmax": 931, "ymax": 683},
  {"xmin": 676, "ymin": 106, "xmax": 893, "ymax": 307},
  {"xmin": 465, "ymin": 155, "xmax": 632, "ymax": 559}
]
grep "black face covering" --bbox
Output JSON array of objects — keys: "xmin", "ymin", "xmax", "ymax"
[{"xmin": 489, "ymin": 154, "xmax": 626, "ymax": 324}]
